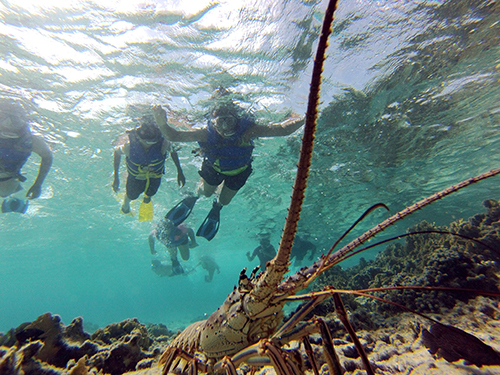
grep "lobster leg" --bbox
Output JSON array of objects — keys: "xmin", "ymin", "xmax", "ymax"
[
  {"xmin": 271, "ymin": 295, "xmax": 345, "ymax": 374},
  {"xmin": 161, "ymin": 347, "xmax": 185, "ymax": 374},
  {"xmin": 188, "ymin": 360, "xmax": 197, "ymax": 375},
  {"xmin": 272, "ymin": 294, "xmax": 331, "ymax": 342},
  {"xmin": 265, "ymin": 341, "xmax": 295, "ymax": 375},
  {"xmin": 161, "ymin": 346, "xmax": 209, "ymax": 375},
  {"xmin": 333, "ymin": 293, "xmax": 375, "ymax": 375},
  {"xmin": 273, "ymin": 317, "xmax": 345, "ymax": 375},
  {"xmin": 302, "ymin": 336, "xmax": 321, "ymax": 375},
  {"xmin": 220, "ymin": 356, "xmax": 238, "ymax": 375},
  {"xmin": 316, "ymin": 318, "xmax": 344, "ymax": 375}
]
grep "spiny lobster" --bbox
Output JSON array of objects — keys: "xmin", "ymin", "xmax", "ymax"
[{"xmin": 158, "ymin": 0, "xmax": 500, "ymax": 374}]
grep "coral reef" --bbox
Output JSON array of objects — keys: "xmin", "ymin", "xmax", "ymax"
[
  {"xmin": 308, "ymin": 199, "xmax": 500, "ymax": 332},
  {"xmin": 0, "ymin": 313, "xmax": 173, "ymax": 375}
]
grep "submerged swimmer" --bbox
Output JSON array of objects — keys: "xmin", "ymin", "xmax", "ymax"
[
  {"xmin": 151, "ymin": 259, "xmax": 195, "ymax": 277},
  {"xmin": 198, "ymin": 255, "xmax": 220, "ymax": 283},
  {"xmin": 113, "ymin": 115, "xmax": 185, "ymax": 220},
  {"xmin": 149, "ymin": 216, "xmax": 198, "ymax": 275},
  {"xmin": 246, "ymin": 235, "xmax": 276, "ymax": 271},
  {"xmin": 0, "ymin": 99, "xmax": 53, "ymax": 213}
]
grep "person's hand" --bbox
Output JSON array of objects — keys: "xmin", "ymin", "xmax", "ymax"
[
  {"xmin": 189, "ymin": 241, "xmax": 199, "ymax": 249},
  {"xmin": 26, "ymin": 183, "xmax": 42, "ymax": 199},
  {"xmin": 112, "ymin": 176, "xmax": 120, "ymax": 192},
  {"xmin": 177, "ymin": 172, "xmax": 186, "ymax": 188},
  {"xmin": 152, "ymin": 105, "xmax": 167, "ymax": 123}
]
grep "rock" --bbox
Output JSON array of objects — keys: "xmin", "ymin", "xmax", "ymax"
[{"xmin": 0, "ymin": 313, "xmax": 170, "ymax": 375}]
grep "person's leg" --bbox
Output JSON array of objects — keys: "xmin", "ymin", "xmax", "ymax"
[
  {"xmin": 177, "ymin": 244, "xmax": 190, "ymax": 261},
  {"xmin": 121, "ymin": 195, "xmax": 132, "ymax": 213},
  {"xmin": 197, "ymin": 177, "xmax": 218, "ymax": 198},
  {"xmin": 197, "ymin": 161, "xmax": 223, "ymax": 198},
  {"xmin": 167, "ymin": 247, "xmax": 178, "ymax": 260},
  {"xmin": 205, "ymin": 269, "xmax": 215, "ymax": 282},
  {"xmin": 144, "ymin": 178, "xmax": 161, "ymax": 203},
  {"xmin": 123, "ymin": 177, "xmax": 144, "ymax": 213},
  {"xmin": 168, "ymin": 248, "xmax": 184, "ymax": 275},
  {"xmin": 218, "ymin": 185, "xmax": 238, "ymax": 206},
  {"xmin": 219, "ymin": 164, "xmax": 252, "ymax": 206}
]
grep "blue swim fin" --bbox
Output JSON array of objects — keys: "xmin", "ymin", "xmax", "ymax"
[
  {"xmin": 196, "ymin": 201, "xmax": 222, "ymax": 241},
  {"xmin": 1, "ymin": 198, "xmax": 29, "ymax": 214},
  {"xmin": 166, "ymin": 196, "xmax": 198, "ymax": 226}
]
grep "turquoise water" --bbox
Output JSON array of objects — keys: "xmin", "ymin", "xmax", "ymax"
[{"xmin": 1, "ymin": 0, "xmax": 499, "ymax": 333}]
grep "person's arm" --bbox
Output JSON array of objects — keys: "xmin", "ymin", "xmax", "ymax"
[
  {"xmin": 152, "ymin": 105, "xmax": 208, "ymax": 142},
  {"xmin": 112, "ymin": 146, "xmax": 124, "ymax": 193},
  {"xmin": 27, "ymin": 135, "xmax": 53, "ymax": 199},
  {"xmin": 187, "ymin": 227, "xmax": 199, "ymax": 248},
  {"xmin": 170, "ymin": 149, "xmax": 186, "ymax": 188},
  {"xmin": 246, "ymin": 247, "xmax": 259, "ymax": 261},
  {"xmin": 148, "ymin": 233, "xmax": 157, "ymax": 255},
  {"xmin": 245, "ymin": 112, "xmax": 305, "ymax": 138}
]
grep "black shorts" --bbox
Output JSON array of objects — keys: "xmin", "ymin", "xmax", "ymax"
[
  {"xmin": 126, "ymin": 176, "xmax": 161, "ymax": 200},
  {"xmin": 199, "ymin": 160, "xmax": 252, "ymax": 191}
]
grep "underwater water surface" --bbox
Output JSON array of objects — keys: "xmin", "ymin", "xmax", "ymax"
[{"xmin": 0, "ymin": 0, "xmax": 499, "ymax": 333}]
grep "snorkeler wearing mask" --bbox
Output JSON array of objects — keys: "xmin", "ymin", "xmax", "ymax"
[
  {"xmin": 0, "ymin": 99, "xmax": 53, "ymax": 213},
  {"xmin": 148, "ymin": 216, "xmax": 198, "ymax": 276},
  {"xmin": 112, "ymin": 115, "xmax": 185, "ymax": 221},
  {"xmin": 152, "ymin": 89, "xmax": 304, "ymax": 240}
]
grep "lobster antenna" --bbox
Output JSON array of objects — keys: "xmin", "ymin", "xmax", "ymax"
[{"xmin": 274, "ymin": 0, "xmax": 339, "ymax": 268}]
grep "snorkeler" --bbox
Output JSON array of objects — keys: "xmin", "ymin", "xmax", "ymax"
[
  {"xmin": 246, "ymin": 235, "xmax": 276, "ymax": 271},
  {"xmin": 152, "ymin": 88, "xmax": 304, "ymax": 240},
  {"xmin": 290, "ymin": 234, "xmax": 317, "ymax": 267},
  {"xmin": 112, "ymin": 115, "xmax": 185, "ymax": 221},
  {"xmin": 198, "ymin": 255, "xmax": 221, "ymax": 283},
  {"xmin": 150, "ymin": 259, "xmax": 196, "ymax": 277},
  {"xmin": 149, "ymin": 215, "xmax": 198, "ymax": 275},
  {"xmin": 0, "ymin": 98, "xmax": 53, "ymax": 214}
]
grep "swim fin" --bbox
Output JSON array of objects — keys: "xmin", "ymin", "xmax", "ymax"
[
  {"xmin": 1, "ymin": 198, "xmax": 29, "ymax": 214},
  {"xmin": 165, "ymin": 196, "xmax": 198, "ymax": 226},
  {"xmin": 138, "ymin": 200, "xmax": 153, "ymax": 221},
  {"xmin": 171, "ymin": 259, "xmax": 184, "ymax": 275},
  {"xmin": 196, "ymin": 201, "xmax": 222, "ymax": 241}
]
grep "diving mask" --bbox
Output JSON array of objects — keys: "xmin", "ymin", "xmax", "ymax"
[
  {"xmin": 0, "ymin": 115, "xmax": 27, "ymax": 139},
  {"xmin": 214, "ymin": 115, "xmax": 237, "ymax": 137}
]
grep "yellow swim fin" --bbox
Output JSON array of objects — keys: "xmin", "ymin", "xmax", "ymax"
[{"xmin": 138, "ymin": 200, "xmax": 153, "ymax": 221}]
